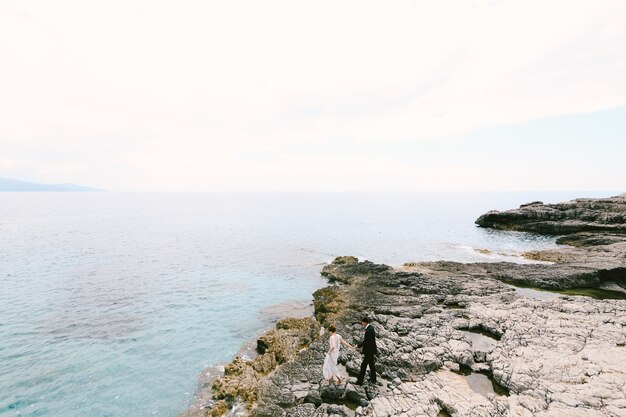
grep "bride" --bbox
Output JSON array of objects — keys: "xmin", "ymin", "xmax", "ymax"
[{"xmin": 323, "ymin": 324, "xmax": 355, "ymax": 384}]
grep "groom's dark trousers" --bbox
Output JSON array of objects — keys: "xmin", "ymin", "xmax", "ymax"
[
  {"xmin": 357, "ymin": 324, "xmax": 377, "ymax": 384},
  {"xmin": 358, "ymin": 353, "xmax": 377, "ymax": 383}
]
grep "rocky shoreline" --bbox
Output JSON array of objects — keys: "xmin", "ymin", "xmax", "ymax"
[{"xmin": 184, "ymin": 193, "xmax": 626, "ymax": 417}]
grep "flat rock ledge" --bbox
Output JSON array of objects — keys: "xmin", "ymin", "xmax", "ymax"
[
  {"xmin": 183, "ymin": 195, "xmax": 626, "ymax": 417},
  {"xmin": 475, "ymin": 193, "xmax": 626, "ymax": 237}
]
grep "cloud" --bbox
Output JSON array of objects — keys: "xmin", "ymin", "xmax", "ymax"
[{"xmin": 1, "ymin": 0, "xmax": 625, "ymax": 190}]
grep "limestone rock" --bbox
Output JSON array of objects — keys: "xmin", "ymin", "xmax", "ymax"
[{"xmin": 195, "ymin": 194, "xmax": 626, "ymax": 417}]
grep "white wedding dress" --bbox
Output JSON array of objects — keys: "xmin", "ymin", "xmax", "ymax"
[{"xmin": 323, "ymin": 333, "xmax": 343, "ymax": 381}]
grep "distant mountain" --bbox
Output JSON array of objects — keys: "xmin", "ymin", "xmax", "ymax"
[{"xmin": 0, "ymin": 177, "xmax": 104, "ymax": 192}]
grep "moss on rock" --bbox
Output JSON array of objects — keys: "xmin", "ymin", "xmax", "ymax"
[
  {"xmin": 313, "ymin": 286, "xmax": 347, "ymax": 326},
  {"xmin": 210, "ymin": 317, "xmax": 321, "ymax": 416}
]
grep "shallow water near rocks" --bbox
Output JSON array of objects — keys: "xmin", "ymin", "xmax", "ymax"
[
  {"xmin": 463, "ymin": 330, "xmax": 498, "ymax": 351},
  {"xmin": 455, "ymin": 365, "xmax": 509, "ymax": 397},
  {"xmin": 465, "ymin": 373, "xmax": 509, "ymax": 396},
  {"xmin": 510, "ymin": 284, "xmax": 626, "ymax": 300},
  {"xmin": 466, "ymin": 373, "xmax": 496, "ymax": 396},
  {"xmin": 559, "ymin": 287, "xmax": 626, "ymax": 299}
]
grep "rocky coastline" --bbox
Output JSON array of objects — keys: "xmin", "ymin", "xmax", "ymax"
[{"xmin": 184, "ymin": 193, "xmax": 626, "ymax": 417}]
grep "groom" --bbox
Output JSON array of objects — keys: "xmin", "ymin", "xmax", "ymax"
[{"xmin": 356, "ymin": 317, "xmax": 377, "ymax": 385}]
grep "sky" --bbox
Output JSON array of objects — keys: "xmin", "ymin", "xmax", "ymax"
[{"xmin": 1, "ymin": 0, "xmax": 625, "ymax": 192}]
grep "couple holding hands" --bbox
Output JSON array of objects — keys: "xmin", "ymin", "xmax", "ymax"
[{"xmin": 322, "ymin": 317, "xmax": 377, "ymax": 386}]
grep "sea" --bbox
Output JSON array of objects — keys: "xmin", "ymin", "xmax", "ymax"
[{"xmin": 0, "ymin": 191, "xmax": 616, "ymax": 417}]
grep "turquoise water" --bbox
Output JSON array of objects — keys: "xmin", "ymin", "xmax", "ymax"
[{"xmin": 0, "ymin": 192, "xmax": 615, "ymax": 417}]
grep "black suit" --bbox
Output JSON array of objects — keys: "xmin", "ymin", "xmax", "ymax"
[{"xmin": 357, "ymin": 324, "xmax": 377, "ymax": 383}]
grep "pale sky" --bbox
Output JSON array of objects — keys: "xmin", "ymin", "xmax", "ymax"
[{"xmin": 1, "ymin": 0, "xmax": 625, "ymax": 191}]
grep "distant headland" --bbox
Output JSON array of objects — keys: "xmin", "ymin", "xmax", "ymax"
[{"xmin": 0, "ymin": 177, "xmax": 104, "ymax": 192}]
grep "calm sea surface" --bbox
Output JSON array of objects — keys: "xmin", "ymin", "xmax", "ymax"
[{"xmin": 0, "ymin": 192, "xmax": 615, "ymax": 417}]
